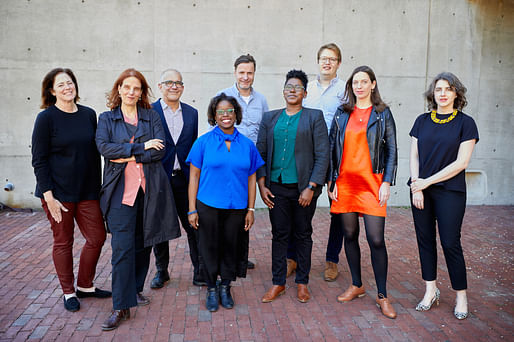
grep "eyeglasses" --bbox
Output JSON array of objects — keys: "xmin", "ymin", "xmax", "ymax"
[
  {"xmin": 160, "ymin": 80, "xmax": 184, "ymax": 88},
  {"xmin": 319, "ymin": 57, "xmax": 339, "ymax": 64},
  {"xmin": 283, "ymin": 85, "xmax": 305, "ymax": 92},
  {"xmin": 216, "ymin": 109, "xmax": 235, "ymax": 115}
]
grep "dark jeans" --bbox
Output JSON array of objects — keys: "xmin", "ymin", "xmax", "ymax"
[
  {"xmin": 287, "ymin": 212, "xmax": 344, "ymax": 264},
  {"xmin": 411, "ymin": 186, "xmax": 467, "ymax": 290},
  {"xmin": 196, "ymin": 200, "xmax": 246, "ymax": 287},
  {"xmin": 107, "ymin": 190, "xmax": 152, "ymax": 310},
  {"xmin": 269, "ymin": 183, "xmax": 318, "ymax": 285},
  {"xmin": 42, "ymin": 199, "xmax": 106, "ymax": 294},
  {"xmin": 152, "ymin": 171, "xmax": 200, "ymax": 276}
]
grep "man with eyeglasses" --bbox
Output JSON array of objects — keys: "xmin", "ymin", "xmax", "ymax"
[
  {"xmin": 149, "ymin": 69, "xmax": 203, "ymax": 288},
  {"xmin": 286, "ymin": 43, "xmax": 346, "ymax": 282},
  {"xmin": 217, "ymin": 54, "xmax": 269, "ymax": 269}
]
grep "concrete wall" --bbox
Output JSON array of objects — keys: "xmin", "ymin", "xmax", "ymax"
[{"xmin": 1, "ymin": 0, "xmax": 513, "ymax": 208}]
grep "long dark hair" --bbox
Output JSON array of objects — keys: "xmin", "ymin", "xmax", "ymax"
[
  {"xmin": 40, "ymin": 68, "xmax": 80, "ymax": 109},
  {"xmin": 342, "ymin": 65, "xmax": 387, "ymax": 113},
  {"xmin": 425, "ymin": 72, "xmax": 468, "ymax": 111},
  {"xmin": 106, "ymin": 68, "xmax": 152, "ymax": 110}
]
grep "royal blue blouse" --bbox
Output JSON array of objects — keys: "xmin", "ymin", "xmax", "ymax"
[{"xmin": 186, "ymin": 126, "xmax": 264, "ymax": 209}]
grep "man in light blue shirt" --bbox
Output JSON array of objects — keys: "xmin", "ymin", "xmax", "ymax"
[
  {"xmin": 287, "ymin": 43, "xmax": 346, "ymax": 282},
  {"xmin": 303, "ymin": 43, "xmax": 346, "ymax": 130},
  {"xmin": 217, "ymin": 54, "xmax": 269, "ymax": 270},
  {"xmin": 217, "ymin": 54, "xmax": 269, "ymax": 144}
]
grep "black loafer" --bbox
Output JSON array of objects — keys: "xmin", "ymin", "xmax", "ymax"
[
  {"xmin": 150, "ymin": 271, "xmax": 170, "ymax": 289},
  {"xmin": 247, "ymin": 260, "xmax": 255, "ymax": 269},
  {"xmin": 63, "ymin": 297, "xmax": 80, "ymax": 312},
  {"xmin": 137, "ymin": 293, "xmax": 150, "ymax": 306},
  {"xmin": 219, "ymin": 285, "xmax": 234, "ymax": 309},
  {"xmin": 101, "ymin": 309, "xmax": 130, "ymax": 331},
  {"xmin": 193, "ymin": 275, "xmax": 207, "ymax": 287},
  {"xmin": 76, "ymin": 288, "xmax": 112, "ymax": 299},
  {"xmin": 206, "ymin": 288, "xmax": 219, "ymax": 312}
]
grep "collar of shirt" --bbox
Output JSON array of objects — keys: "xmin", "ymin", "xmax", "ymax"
[
  {"xmin": 316, "ymin": 74, "xmax": 341, "ymax": 88},
  {"xmin": 232, "ymin": 83, "xmax": 254, "ymax": 101},
  {"xmin": 160, "ymin": 99, "xmax": 182, "ymax": 115}
]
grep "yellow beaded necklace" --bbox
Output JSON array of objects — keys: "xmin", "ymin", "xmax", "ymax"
[{"xmin": 431, "ymin": 109, "xmax": 458, "ymax": 124}]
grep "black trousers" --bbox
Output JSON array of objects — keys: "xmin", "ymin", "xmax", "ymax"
[
  {"xmin": 196, "ymin": 200, "xmax": 246, "ymax": 287},
  {"xmin": 153, "ymin": 171, "xmax": 200, "ymax": 276},
  {"xmin": 287, "ymin": 211, "xmax": 344, "ymax": 264},
  {"xmin": 270, "ymin": 183, "xmax": 318, "ymax": 285},
  {"xmin": 411, "ymin": 186, "xmax": 467, "ymax": 290},
  {"xmin": 107, "ymin": 190, "xmax": 152, "ymax": 310}
]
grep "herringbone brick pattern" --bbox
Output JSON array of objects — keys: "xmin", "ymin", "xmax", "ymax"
[{"xmin": 0, "ymin": 206, "xmax": 512, "ymax": 341}]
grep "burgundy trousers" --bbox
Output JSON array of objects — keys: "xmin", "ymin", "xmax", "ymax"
[{"xmin": 42, "ymin": 199, "xmax": 106, "ymax": 294}]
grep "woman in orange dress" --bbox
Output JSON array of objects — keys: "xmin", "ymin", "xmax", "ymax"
[{"xmin": 327, "ymin": 66, "xmax": 398, "ymax": 318}]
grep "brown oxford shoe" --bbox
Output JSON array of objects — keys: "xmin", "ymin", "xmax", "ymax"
[
  {"xmin": 286, "ymin": 259, "xmax": 297, "ymax": 278},
  {"xmin": 261, "ymin": 285, "xmax": 286, "ymax": 303},
  {"xmin": 101, "ymin": 309, "xmax": 130, "ymax": 331},
  {"xmin": 376, "ymin": 294, "xmax": 397, "ymax": 319},
  {"xmin": 297, "ymin": 284, "xmax": 310, "ymax": 303},
  {"xmin": 337, "ymin": 285, "xmax": 366, "ymax": 303}
]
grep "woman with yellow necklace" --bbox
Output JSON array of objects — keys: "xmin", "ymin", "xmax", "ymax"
[{"xmin": 409, "ymin": 72, "xmax": 479, "ymax": 320}]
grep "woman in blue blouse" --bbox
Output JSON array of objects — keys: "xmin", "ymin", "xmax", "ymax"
[
  {"xmin": 409, "ymin": 72, "xmax": 478, "ymax": 320},
  {"xmin": 187, "ymin": 93, "xmax": 264, "ymax": 312}
]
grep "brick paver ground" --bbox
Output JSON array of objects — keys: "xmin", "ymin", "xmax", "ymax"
[{"xmin": 0, "ymin": 206, "xmax": 512, "ymax": 341}]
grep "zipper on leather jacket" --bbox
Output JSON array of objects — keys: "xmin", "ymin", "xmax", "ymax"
[
  {"xmin": 335, "ymin": 116, "xmax": 343, "ymax": 180},
  {"xmin": 375, "ymin": 114, "xmax": 381, "ymax": 173}
]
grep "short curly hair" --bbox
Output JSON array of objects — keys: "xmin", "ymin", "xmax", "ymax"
[
  {"xmin": 207, "ymin": 93, "xmax": 242, "ymax": 126},
  {"xmin": 285, "ymin": 69, "xmax": 308, "ymax": 89},
  {"xmin": 425, "ymin": 72, "xmax": 468, "ymax": 111}
]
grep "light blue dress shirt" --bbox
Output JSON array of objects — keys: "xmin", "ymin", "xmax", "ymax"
[
  {"xmin": 303, "ymin": 76, "xmax": 346, "ymax": 129},
  {"xmin": 217, "ymin": 84, "xmax": 269, "ymax": 144}
]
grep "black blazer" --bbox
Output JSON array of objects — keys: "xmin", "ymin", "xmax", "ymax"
[
  {"xmin": 152, "ymin": 100, "xmax": 198, "ymax": 181},
  {"xmin": 256, "ymin": 107, "xmax": 329, "ymax": 196}
]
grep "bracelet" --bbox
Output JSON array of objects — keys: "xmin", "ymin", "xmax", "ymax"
[
  {"xmin": 247, "ymin": 208, "xmax": 255, "ymax": 212},
  {"xmin": 187, "ymin": 210, "xmax": 197, "ymax": 215}
]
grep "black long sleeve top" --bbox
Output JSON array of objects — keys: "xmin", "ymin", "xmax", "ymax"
[{"xmin": 31, "ymin": 104, "xmax": 101, "ymax": 202}]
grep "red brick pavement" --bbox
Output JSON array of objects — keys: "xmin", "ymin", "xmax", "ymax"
[{"xmin": 0, "ymin": 206, "xmax": 512, "ymax": 341}]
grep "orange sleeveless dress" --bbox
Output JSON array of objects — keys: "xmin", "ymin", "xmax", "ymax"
[{"xmin": 330, "ymin": 106, "xmax": 386, "ymax": 217}]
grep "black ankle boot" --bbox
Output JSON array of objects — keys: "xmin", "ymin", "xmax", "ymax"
[
  {"xmin": 206, "ymin": 287, "xmax": 219, "ymax": 312},
  {"xmin": 219, "ymin": 285, "xmax": 234, "ymax": 309}
]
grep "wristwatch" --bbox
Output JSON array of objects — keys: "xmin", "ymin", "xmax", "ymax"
[{"xmin": 307, "ymin": 184, "xmax": 317, "ymax": 191}]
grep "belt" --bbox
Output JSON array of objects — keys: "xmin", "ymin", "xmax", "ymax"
[{"xmin": 171, "ymin": 169, "xmax": 183, "ymax": 177}]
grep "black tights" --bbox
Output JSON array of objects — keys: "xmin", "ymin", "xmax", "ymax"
[{"xmin": 339, "ymin": 213, "xmax": 388, "ymax": 297}]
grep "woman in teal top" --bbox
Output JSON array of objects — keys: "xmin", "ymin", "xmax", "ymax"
[
  {"xmin": 257, "ymin": 69, "xmax": 329, "ymax": 304},
  {"xmin": 187, "ymin": 93, "xmax": 264, "ymax": 312}
]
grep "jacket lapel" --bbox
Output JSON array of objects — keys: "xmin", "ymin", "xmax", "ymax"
[{"xmin": 367, "ymin": 107, "xmax": 380, "ymax": 130}]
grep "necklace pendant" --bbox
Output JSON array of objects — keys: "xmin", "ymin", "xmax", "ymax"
[{"xmin": 359, "ymin": 118, "xmax": 363, "ymax": 122}]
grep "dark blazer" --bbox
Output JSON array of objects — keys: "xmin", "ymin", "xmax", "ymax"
[
  {"xmin": 152, "ymin": 100, "xmax": 198, "ymax": 181},
  {"xmin": 95, "ymin": 106, "xmax": 181, "ymax": 247},
  {"xmin": 256, "ymin": 107, "xmax": 329, "ymax": 197},
  {"xmin": 328, "ymin": 106, "xmax": 397, "ymax": 191}
]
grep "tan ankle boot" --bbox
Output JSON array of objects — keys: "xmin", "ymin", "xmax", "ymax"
[
  {"xmin": 286, "ymin": 259, "xmax": 297, "ymax": 278},
  {"xmin": 324, "ymin": 261, "xmax": 338, "ymax": 281}
]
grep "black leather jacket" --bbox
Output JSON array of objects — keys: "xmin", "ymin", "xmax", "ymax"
[{"xmin": 328, "ymin": 106, "xmax": 397, "ymax": 191}]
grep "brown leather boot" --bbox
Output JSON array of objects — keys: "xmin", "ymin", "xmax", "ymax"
[
  {"xmin": 337, "ymin": 285, "xmax": 366, "ymax": 302},
  {"xmin": 297, "ymin": 284, "xmax": 310, "ymax": 303},
  {"xmin": 261, "ymin": 285, "xmax": 286, "ymax": 303},
  {"xmin": 324, "ymin": 261, "xmax": 339, "ymax": 281},
  {"xmin": 286, "ymin": 259, "xmax": 297, "ymax": 278},
  {"xmin": 101, "ymin": 309, "xmax": 130, "ymax": 331},
  {"xmin": 376, "ymin": 294, "xmax": 397, "ymax": 319}
]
